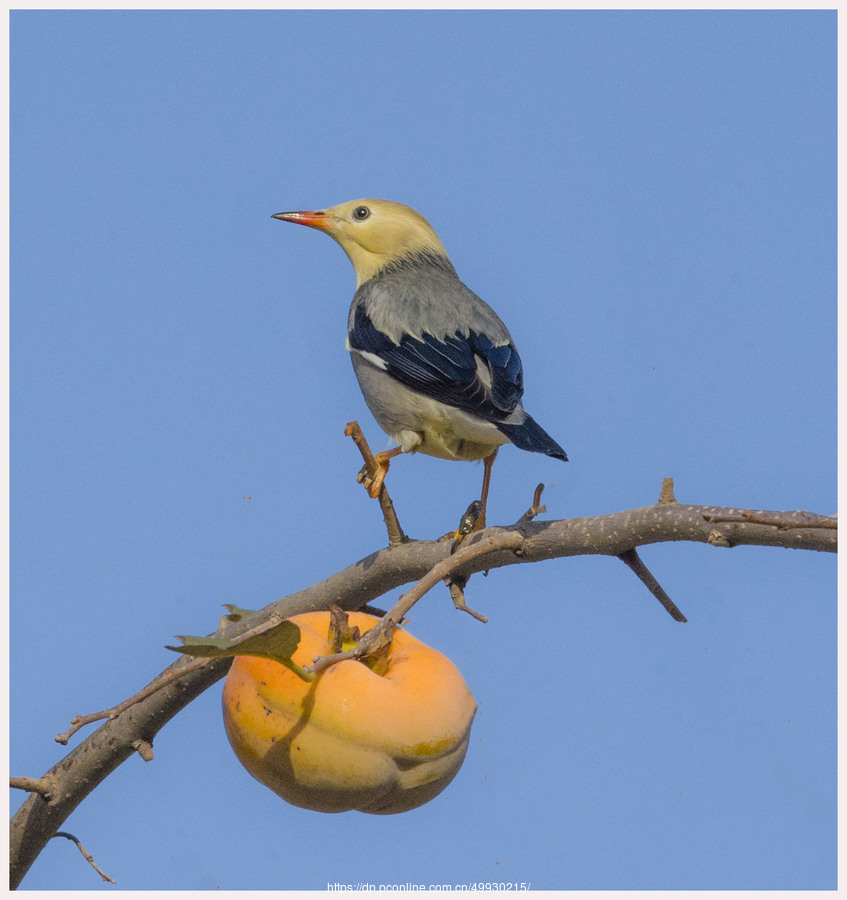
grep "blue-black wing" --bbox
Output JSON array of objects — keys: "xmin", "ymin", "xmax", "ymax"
[{"xmin": 348, "ymin": 303, "xmax": 523, "ymax": 423}]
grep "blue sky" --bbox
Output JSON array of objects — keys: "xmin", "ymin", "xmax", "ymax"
[{"xmin": 10, "ymin": 10, "xmax": 836, "ymax": 891}]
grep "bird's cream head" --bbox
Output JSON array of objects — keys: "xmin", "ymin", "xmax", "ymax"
[{"xmin": 273, "ymin": 199, "xmax": 450, "ymax": 286}]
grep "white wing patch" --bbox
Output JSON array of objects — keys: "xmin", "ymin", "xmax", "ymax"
[{"xmin": 346, "ymin": 337, "xmax": 389, "ymax": 371}]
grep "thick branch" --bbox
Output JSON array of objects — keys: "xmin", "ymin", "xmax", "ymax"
[{"xmin": 9, "ymin": 496, "xmax": 835, "ymax": 887}]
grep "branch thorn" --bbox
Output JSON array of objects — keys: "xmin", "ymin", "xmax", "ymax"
[
  {"xmin": 617, "ymin": 547, "xmax": 687, "ymax": 622},
  {"xmin": 658, "ymin": 477, "xmax": 677, "ymax": 505}
]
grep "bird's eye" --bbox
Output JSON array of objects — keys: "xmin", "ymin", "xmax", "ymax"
[{"xmin": 353, "ymin": 206, "xmax": 370, "ymax": 221}]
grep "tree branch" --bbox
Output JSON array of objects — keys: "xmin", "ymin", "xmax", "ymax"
[
  {"xmin": 617, "ymin": 548, "xmax": 688, "ymax": 622},
  {"xmin": 9, "ymin": 486, "xmax": 835, "ymax": 888},
  {"xmin": 52, "ymin": 833, "xmax": 116, "ymax": 884}
]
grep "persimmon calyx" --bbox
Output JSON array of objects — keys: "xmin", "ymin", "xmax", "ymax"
[{"xmin": 327, "ymin": 605, "xmax": 395, "ymax": 676}]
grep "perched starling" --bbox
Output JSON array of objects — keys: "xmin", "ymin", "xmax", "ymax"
[{"xmin": 273, "ymin": 199, "xmax": 566, "ymax": 516}]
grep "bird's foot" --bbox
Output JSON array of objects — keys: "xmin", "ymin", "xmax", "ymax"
[
  {"xmin": 357, "ymin": 450, "xmax": 394, "ymax": 499},
  {"xmin": 451, "ymin": 500, "xmax": 486, "ymax": 550}
]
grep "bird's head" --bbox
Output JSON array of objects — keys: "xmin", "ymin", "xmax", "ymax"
[{"xmin": 273, "ymin": 199, "xmax": 450, "ymax": 286}]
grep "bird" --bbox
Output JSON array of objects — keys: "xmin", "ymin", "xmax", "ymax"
[{"xmin": 272, "ymin": 199, "xmax": 567, "ymax": 522}]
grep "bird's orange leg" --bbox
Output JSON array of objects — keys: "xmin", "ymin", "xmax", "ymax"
[
  {"xmin": 365, "ymin": 446, "xmax": 406, "ymax": 498},
  {"xmin": 475, "ymin": 448, "xmax": 499, "ymax": 530}
]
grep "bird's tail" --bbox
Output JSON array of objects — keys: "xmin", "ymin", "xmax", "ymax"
[{"xmin": 497, "ymin": 414, "xmax": 568, "ymax": 461}]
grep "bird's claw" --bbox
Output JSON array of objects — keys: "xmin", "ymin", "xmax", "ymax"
[
  {"xmin": 358, "ymin": 460, "xmax": 389, "ymax": 498},
  {"xmin": 451, "ymin": 500, "xmax": 486, "ymax": 550}
]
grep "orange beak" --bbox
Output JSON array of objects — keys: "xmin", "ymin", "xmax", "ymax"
[{"xmin": 272, "ymin": 210, "xmax": 331, "ymax": 230}]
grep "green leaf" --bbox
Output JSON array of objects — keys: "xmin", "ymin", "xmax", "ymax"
[{"xmin": 166, "ymin": 619, "xmax": 313, "ymax": 681}]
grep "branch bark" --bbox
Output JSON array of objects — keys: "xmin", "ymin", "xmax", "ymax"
[{"xmin": 9, "ymin": 490, "xmax": 835, "ymax": 888}]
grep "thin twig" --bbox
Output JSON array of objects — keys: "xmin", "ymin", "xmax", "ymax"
[
  {"xmin": 55, "ymin": 656, "xmax": 213, "ymax": 745},
  {"xmin": 617, "ymin": 547, "xmax": 687, "ymax": 622},
  {"xmin": 53, "ymin": 832, "xmax": 116, "ymax": 884},
  {"xmin": 345, "ymin": 421, "xmax": 408, "ymax": 546},
  {"xmin": 10, "ymin": 776, "xmax": 54, "ymax": 801},
  {"xmin": 445, "ymin": 575, "xmax": 488, "ymax": 622},
  {"xmin": 56, "ymin": 613, "xmax": 285, "ymax": 745},
  {"xmin": 516, "ymin": 483, "xmax": 547, "ymax": 526},
  {"xmin": 306, "ymin": 530, "xmax": 524, "ymax": 673}
]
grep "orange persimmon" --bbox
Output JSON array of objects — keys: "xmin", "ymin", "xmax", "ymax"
[{"xmin": 221, "ymin": 611, "xmax": 477, "ymax": 814}]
